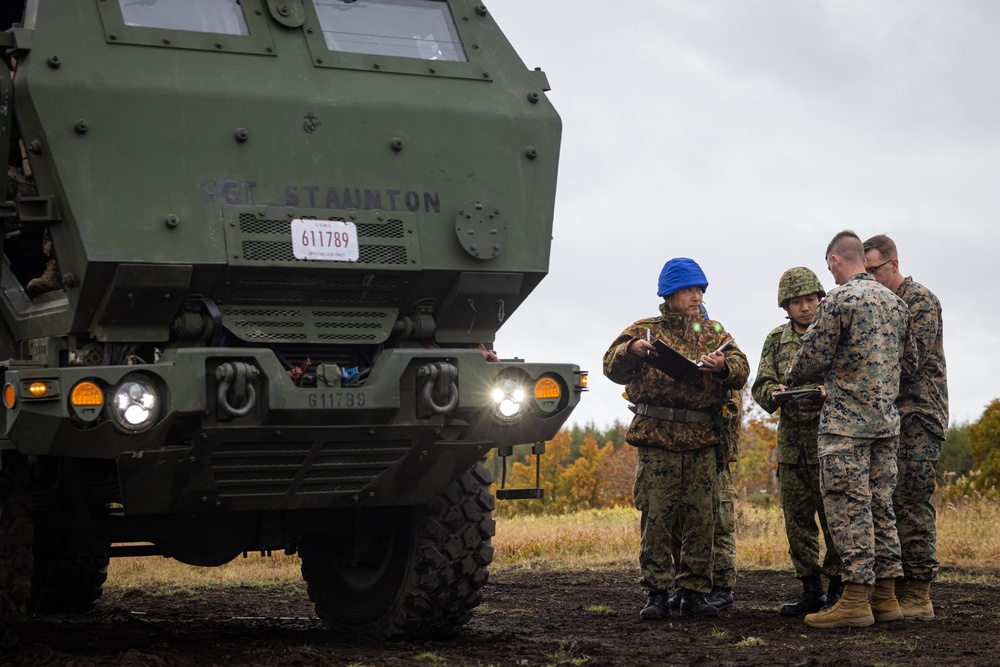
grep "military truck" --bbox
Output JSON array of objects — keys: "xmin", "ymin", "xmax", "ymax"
[{"xmin": 0, "ymin": 0, "xmax": 584, "ymax": 647}]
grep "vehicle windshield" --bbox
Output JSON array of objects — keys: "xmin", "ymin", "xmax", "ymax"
[
  {"xmin": 118, "ymin": 0, "xmax": 250, "ymax": 36},
  {"xmin": 314, "ymin": 0, "xmax": 465, "ymax": 62}
]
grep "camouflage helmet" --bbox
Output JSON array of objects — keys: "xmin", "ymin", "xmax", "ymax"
[{"xmin": 778, "ymin": 267, "xmax": 825, "ymax": 308}]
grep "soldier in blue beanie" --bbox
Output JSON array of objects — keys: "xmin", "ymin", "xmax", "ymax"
[{"xmin": 603, "ymin": 258, "xmax": 749, "ymax": 622}]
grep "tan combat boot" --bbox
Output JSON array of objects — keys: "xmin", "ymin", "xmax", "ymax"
[
  {"xmin": 894, "ymin": 577, "xmax": 910, "ymax": 601},
  {"xmin": 870, "ymin": 578, "xmax": 903, "ymax": 622},
  {"xmin": 898, "ymin": 580, "xmax": 934, "ymax": 621},
  {"xmin": 804, "ymin": 583, "xmax": 874, "ymax": 628}
]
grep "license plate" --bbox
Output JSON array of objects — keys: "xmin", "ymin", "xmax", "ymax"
[{"xmin": 290, "ymin": 218, "xmax": 359, "ymax": 261}]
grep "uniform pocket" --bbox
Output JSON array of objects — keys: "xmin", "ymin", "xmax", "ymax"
[
  {"xmin": 819, "ymin": 454, "xmax": 852, "ymax": 495},
  {"xmin": 717, "ymin": 497, "xmax": 735, "ymax": 534},
  {"xmin": 632, "ymin": 460, "xmax": 648, "ymax": 512},
  {"xmin": 897, "ymin": 460, "xmax": 935, "ymax": 503}
]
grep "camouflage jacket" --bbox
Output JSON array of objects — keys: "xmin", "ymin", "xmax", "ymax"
[
  {"xmin": 895, "ymin": 277, "xmax": 949, "ymax": 439},
  {"xmin": 752, "ymin": 322, "xmax": 823, "ymax": 464},
  {"xmin": 603, "ymin": 303, "xmax": 749, "ymax": 451},
  {"xmin": 786, "ymin": 273, "xmax": 918, "ymax": 438}
]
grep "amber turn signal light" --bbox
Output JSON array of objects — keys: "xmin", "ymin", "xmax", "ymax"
[
  {"xmin": 3, "ymin": 384, "xmax": 15, "ymax": 409},
  {"xmin": 533, "ymin": 377, "xmax": 561, "ymax": 400},
  {"xmin": 71, "ymin": 381, "xmax": 105, "ymax": 407}
]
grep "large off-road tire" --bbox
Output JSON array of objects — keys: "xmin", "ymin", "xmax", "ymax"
[
  {"xmin": 299, "ymin": 460, "xmax": 495, "ymax": 640},
  {"xmin": 0, "ymin": 464, "xmax": 33, "ymax": 651},
  {"xmin": 29, "ymin": 547, "xmax": 109, "ymax": 615}
]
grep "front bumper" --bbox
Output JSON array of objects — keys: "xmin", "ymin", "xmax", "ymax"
[{"xmin": 3, "ymin": 347, "xmax": 583, "ymax": 513}]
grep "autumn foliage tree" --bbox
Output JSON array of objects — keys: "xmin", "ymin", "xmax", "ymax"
[
  {"xmin": 968, "ymin": 398, "xmax": 1000, "ymax": 493},
  {"xmin": 734, "ymin": 414, "xmax": 778, "ymax": 504},
  {"xmin": 492, "ymin": 427, "xmax": 636, "ymax": 516}
]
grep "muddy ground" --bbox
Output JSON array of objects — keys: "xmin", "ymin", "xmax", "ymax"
[{"xmin": 4, "ymin": 568, "xmax": 999, "ymax": 667}]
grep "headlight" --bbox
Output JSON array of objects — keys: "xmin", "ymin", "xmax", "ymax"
[
  {"xmin": 491, "ymin": 378, "xmax": 527, "ymax": 422},
  {"xmin": 112, "ymin": 379, "xmax": 160, "ymax": 431}
]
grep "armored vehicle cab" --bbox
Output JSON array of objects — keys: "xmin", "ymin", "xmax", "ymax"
[{"xmin": 0, "ymin": 0, "xmax": 583, "ymax": 646}]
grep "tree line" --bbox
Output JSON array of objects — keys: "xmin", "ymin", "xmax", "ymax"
[{"xmin": 489, "ymin": 390, "xmax": 999, "ymax": 516}]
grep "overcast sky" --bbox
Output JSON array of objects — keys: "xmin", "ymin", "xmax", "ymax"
[{"xmin": 489, "ymin": 0, "xmax": 1000, "ymax": 430}]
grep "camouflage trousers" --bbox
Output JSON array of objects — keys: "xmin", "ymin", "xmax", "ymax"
[
  {"xmin": 895, "ymin": 417, "xmax": 942, "ymax": 582},
  {"xmin": 817, "ymin": 434, "xmax": 902, "ymax": 586},
  {"xmin": 778, "ymin": 460, "xmax": 841, "ymax": 579},
  {"xmin": 670, "ymin": 463, "xmax": 735, "ymax": 589},
  {"xmin": 633, "ymin": 445, "xmax": 718, "ymax": 594},
  {"xmin": 713, "ymin": 464, "xmax": 737, "ymax": 589}
]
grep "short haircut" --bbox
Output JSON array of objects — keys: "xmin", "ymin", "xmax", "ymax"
[
  {"xmin": 826, "ymin": 230, "xmax": 865, "ymax": 264},
  {"xmin": 862, "ymin": 234, "xmax": 897, "ymax": 260}
]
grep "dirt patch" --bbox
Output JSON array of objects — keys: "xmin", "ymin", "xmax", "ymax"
[{"xmin": 4, "ymin": 568, "xmax": 999, "ymax": 666}]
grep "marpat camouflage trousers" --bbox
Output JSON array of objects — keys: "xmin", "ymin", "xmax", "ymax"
[
  {"xmin": 634, "ymin": 445, "xmax": 718, "ymax": 593},
  {"xmin": 817, "ymin": 434, "xmax": 902, "ymax": 586},
  {"xmin": 778, "ymin": 460, "xmax": 842, "ymax": 579},
  {"xmin": 895, "ymin": 417, "xmax": 941, "ymax": 582}
]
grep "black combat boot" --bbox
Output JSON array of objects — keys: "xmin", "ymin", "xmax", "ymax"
[
  {"xmin": 825, "ymin": 575, "xmax": 844, "ymax": 609},
  {"xmin": 705, "ymin": 587, "xmax": 734, "ymax": 612},
  {"xmin": 779, "ymin": 575, "xmax": 827, "ymax": 616},
  {"xmin": 679, "ymin": 589, "xmax": 720, "ymax": 618},
  {"xmin": 668, "ymin": 591, "xmax": 681, "ymax": 611},
  {"xmin": 639, "ymin": 590, "xmax": 671, "ymax": 621}
]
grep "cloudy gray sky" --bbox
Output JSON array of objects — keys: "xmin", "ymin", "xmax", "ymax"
[{"xmin": 490, "ymin": 0, "xmax": 1000, "ymax": 430}]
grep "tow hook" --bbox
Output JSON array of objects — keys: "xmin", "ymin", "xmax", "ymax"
[
  {"xmin": 215, "ymin": 361, "xmax": 259, "ymax": 417},
  {"xmin": 417, "ymin": 362, "xmax": 459, "ymax": 414}
]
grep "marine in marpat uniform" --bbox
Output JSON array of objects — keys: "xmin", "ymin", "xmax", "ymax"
[
  {"xmin": 786, "ymin": 231, "xmax": 918, "ymax": 629},
  {"xmin": 603, "ymin": 258, "xmax": 749, "ymax": 622},
  {"xmin": 864, "ymin": 234, "xmax": 948, "ymax": 621},
  {"xmin": 752, "ymin": 267, "xmax": 843, "ymax": 615}
]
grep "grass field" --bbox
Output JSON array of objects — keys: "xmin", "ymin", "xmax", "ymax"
[{"xmin": 105, "ymin": 495, "xmax": 1000, "ymax": 589}]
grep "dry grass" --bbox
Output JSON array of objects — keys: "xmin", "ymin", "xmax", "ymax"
[
  {"xmin": 935, "ymin": 496, "xmax": 1000, "ymax": 583},
  {"xmin": 492, "ymin": 506, "xmax": 638, "ymax": 571},
  {"xmin": 493, "ymin": 502, "xmax": 797, "ymax": 572},
  {"xmin": 107, "ymin": 550, "xmax": 304, "ymax": 591},
  {"xmin": 106, "ymin": 496, "xmax": 1000, "ymax": 589}
]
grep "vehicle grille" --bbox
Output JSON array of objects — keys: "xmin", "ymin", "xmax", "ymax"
[
  {"xmin": 235, "ymin": 214, "xmax": 409, "ymax": 266},
  {"xmin": 220, "ymin": 306, "xmax": 393, "ymax": 343},
  {"xmin": 216, "ymin": 209, "xmax": 418, "ymax": 343},
  {"xmin": 209, "ymin": 439, "xmax": 410, "ymax": 498}
]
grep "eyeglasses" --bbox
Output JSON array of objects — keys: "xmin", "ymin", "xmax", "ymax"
[{"xmin": 867, "ymin": 259, "xmax": 893, "ymax": 274}]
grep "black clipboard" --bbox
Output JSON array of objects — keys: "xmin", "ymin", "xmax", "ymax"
[
  {"xmin": 641, "ymin": 338, "xmax": 733, "ymax": 381},
  {"xmin": 641, "ymin": 340, "xmax": 700, "ymax": 380},
  {"xmin": 773, "ymin": 387, "xmax": 823, "ymax": 404}
]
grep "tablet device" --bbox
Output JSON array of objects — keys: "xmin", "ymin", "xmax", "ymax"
[{"xmin": 773, "ymin": 387, "xmax": 823, "ymax": 403}]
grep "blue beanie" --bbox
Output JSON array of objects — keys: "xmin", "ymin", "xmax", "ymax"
[{"xmin": 657, "ymin": 258, "xmax": 709, "ymax": 297}]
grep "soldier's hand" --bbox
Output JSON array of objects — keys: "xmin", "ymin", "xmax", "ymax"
[
  {"xmin": 809, "ymin": 385, "xmax": 827, "ymax": 405},
  {"xmin": 698, "ymin": 350, "xmax": 727, "ymax": 374},
  {"xmin": 629, "ymin": 339, "xmax": 656, "ymax": 357}
]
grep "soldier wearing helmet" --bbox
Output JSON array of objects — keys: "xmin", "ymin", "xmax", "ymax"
[
  {"xmin": 778, "ymin": 266, "xmax": 826, "ymax": 310},
  {"xmin": 752, "ymin": 267, "xmax": 843, "ymax": 616}
]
